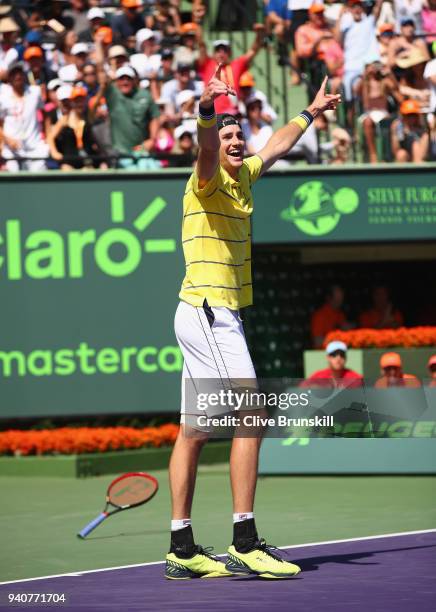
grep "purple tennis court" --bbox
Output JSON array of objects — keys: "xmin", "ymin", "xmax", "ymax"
[{"xmin": 1, "ymin": 530, "xmax": 435, "ymax": 612}]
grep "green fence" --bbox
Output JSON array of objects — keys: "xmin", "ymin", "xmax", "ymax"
[{"xmin": 1, "ymin": 165, "xmax": 435, "ymax": 419}]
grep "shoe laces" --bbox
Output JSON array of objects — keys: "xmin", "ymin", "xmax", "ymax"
[
  {"xmin": 195, "ymin": 545, "xmax": 221, "ymax": 562},
  {"xmin": 256, "ymin": 538, "xmax": 285, "ymax": 562}
]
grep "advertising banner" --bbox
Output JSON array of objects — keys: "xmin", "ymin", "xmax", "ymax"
[{"xmin": 1, "ymin": 165, "xmax": 435, "ymax": 418}]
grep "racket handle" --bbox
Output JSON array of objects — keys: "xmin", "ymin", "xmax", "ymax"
[{"xmin": 77, "ymin": 512, "xmax": 108, "ymax": 539}]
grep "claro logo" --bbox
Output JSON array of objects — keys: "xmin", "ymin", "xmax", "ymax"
[{"xmin": 0, "ymin": 192, "xmax": 176, "ymax": 280}]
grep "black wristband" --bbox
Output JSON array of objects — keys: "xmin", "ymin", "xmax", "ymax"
[
  {"xmin": 199, "ymin": 104, "xmax": 216, "ymax": 119},
  {"xmin": 300, "ymin": 110, "xmax": 314, "ymax": 126}
]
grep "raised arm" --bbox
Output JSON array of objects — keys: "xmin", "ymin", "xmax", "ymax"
[
  {"xmin": 243, "ymin": 23, "xmax": 266, "ymax": 65},
  {"xmin": 257, "ymin": 77, "xmax": 341, "ymax": 172},
  {"xmin": 196, "ymin": 63, "xmax": 235, "ymax": 188}
]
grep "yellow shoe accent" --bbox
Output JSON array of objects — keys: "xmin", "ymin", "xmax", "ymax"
[
  {"xmin": 165, "ymin": 546, "xmax": 233, "ymax": 580},
  {"xmin": 225, "ymin": 540, "xmax": 301, "ymax": 579}
]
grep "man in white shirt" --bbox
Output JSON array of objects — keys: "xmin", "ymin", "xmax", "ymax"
[
  {"xmin": 337, "ymin": 0, "xmax": 382, "ymax": 100},
  {"xmin": 0, "ymin": 64, "xmax": 48, "ymax": 171},
  {"xmin": 161, "ymin": 63, "xmax": 203, "ymax": 116},
  {"xmin": 130, "ymin": 28, "xmax": 162, "ymax": 79}
]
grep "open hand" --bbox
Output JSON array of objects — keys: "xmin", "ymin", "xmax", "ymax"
[
  {"xmin": 199, "ymin": 63, "xmax": 236, "ymax": 108},
  {"xmin": 308, "ymin": 76, "xmax": 342, "ymax": 116}
]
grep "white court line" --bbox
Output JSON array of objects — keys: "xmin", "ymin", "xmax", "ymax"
[{"xmin": 1, "ymin": 528, "xmax": 435, "ymax": 586}]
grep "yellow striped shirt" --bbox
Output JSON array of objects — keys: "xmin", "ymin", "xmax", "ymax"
[{"xmin": 179, "ymin": 155, "xmax": 263, "ymax": 310}]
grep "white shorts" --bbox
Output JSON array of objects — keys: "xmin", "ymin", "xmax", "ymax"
[{"xmin": 174, "ymin": 300, "xmax": 257, "ymax": 424}]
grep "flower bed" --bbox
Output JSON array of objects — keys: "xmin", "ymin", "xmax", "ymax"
[
  {"xmin": 0, "ymin": 424, "xmax": 179, "ymax": 456},
  {"xmin": 324, "ymin": 327, "xmax": 436, "ymax": 349}
]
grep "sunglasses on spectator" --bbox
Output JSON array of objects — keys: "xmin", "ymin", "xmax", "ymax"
[{"xmin": 329, "ymin": 350, "xmax": 346, "ymax": 358}]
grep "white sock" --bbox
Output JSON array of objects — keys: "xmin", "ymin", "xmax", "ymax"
[
  {"xmin": 233, "ymin": 512, "xmax": 254, "ymax": 523},
  {"xmin": 171, "ymin": 518, "xmax": 191, "ymax": 531}
]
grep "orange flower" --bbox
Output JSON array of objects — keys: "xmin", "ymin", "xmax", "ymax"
[
  {"xmin": 0, "ymin": 424, "xmax": 180, "ymax": 456},
  {"xmin": 324, "ymin": 326, "xmax": 436, "ymax": 349}
]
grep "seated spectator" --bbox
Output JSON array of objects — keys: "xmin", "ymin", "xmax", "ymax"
[
  {"xmin": 295, "ymin": 4, "xmax": 344, "ymax": 93},
  {"xmin": 107, "ymin": 45, "xmax": 129, "ymax": 79},
  {"xmin": 241, "ymin": 95, "xmax": 273, "ymax": 154},
  {"xmin": 375, "ymin": 352, "xmax": 420, "ymax": 387},
  {"xmin": 96, "ymin": 42, "xmax": 159, "ymax": 158},
  {"xmin": 49, "ymin": 85, "xmax": 101, "ymax": 170},
  {"xmin": 0, "ymin": 17, "xmax": 19, "ymax": 82},
  {"xmin": 388, "ymin": 18, "xmax": 430, "ymax": 69},
  {"xmin": 174, "ymin": 22, "xmax": 201, "ymax": 68},
  {"xmin": 161, "ymin": 63, "xmax": 203, "ymax": 117},
  {"xmin": 153, "ymin": 119, "xmax": 174, "ymax": 158},
  {"xmin": 145, "ymin": 0, "xmax": 181, "ymax": 45},
  {"xmin": 24, "ymin": 46, "xmax": 57, "ymax": 94},
  {"xmin": 82, "ymin": 62, "xmax": 99, "ymax": 99},
  {"xmin": 311, "ymin": 285, "xmax": 350, "ymax": 349},
  {"xmin": 88, "ymin": 93, "xmax": 114, "ymax": 167},
  {"xmin": 337, "ymin": 0, "xmax": 383, "ymax": 104},
  {"xmin": 197, "ymin": 24, "xmax": 266, "ymax": 114},
  {"xmin": 377, "ymin": 23, "xmax": 396, "ymax": 66},
  {"xmin": 172, "ymin": 124, "xmax": 198, "ymax": 166},
  {"xmin": 58, "ymin": 42, "xmax": 89, "ymax": 83},
  {"xmin": 300, "ymin": 341, "xmax": 363, "ymax": 388},
  {"xmin": 78, "ymin": 7, "xmax": 106, "ymax": 43},
  {"xmin": 111, "ymin": 0, "xmax": 145, "ymax": 50},
  {"xmin": 391, "ymin": 99, "xmax": 429, "ymax": 161},
  {"xmin": 153, "ymin": 48, "xmax": 175, "ymax": 91},
  {"xmin": 238, "ymin": 71, "xmax": 277, "ymax": 124},
  {"xmin": 264, "ymin": 0, "xmax": 292, "ymax": 62},
  {"xmin": 176, "ymin": 89, "xmax": 197, "ymax": 129},
  {"xmin": 130, "ymin": 28, "xmax": 161, "ymax": 80},
  {"xmin": 47, "ymin": 30, "xmax": 79, "ymax": 77},
  {"xmin": 359, "ymin": 286, "xmax": 404, "ymax": 328},
  {"xmin": 395, "ymin": 50, "xmax": 431, "ymax": 111},
  {"xmin": 427, "ymin": 354, "xmax": 436, "ymax": 387},
  {"xmin": 328, "ymin": 126, "xmax": 352, "ymax": 164},
  {"xmin": 0, "ymin": 63, "xmax": 48, "ymax": 171},
  {"xmin": 357, "ymin": 61, "xmax": 403, "ymax": 163}
]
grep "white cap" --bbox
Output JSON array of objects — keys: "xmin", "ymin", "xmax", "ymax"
[
  {"xmin": 58, "ymin": 64, "xmax": 79, "ymax": 83},
  {"xmin": 57, "ymin": 84, "xmax": 73, "ymax": 101},
  {"xmin": 245, "ymin": 93, "xmax": 263, "ymax": 107},
  {"xmin": 108, "ymin": 45, "xmax": 128, "ymax": 59},
  {"xmin": 213, "ymin": 39, "xmax": 231, "ymax": 48},
  {"xmin": 115, "ymin": 65, "xmax": 136, "ymax": 79},
  {"xmin": 71, "ymin": 42, "xmax": 89, "ymax": 56},
  {"xmin": 326, "ymin": 341, "xmax": 348, "ymax": 355},
  {"xmin": 136, "ymin": 28, "xmax": 156, "ymax": 50},
  {"xmin": 176, "ymin": 89, "xmax": 195, "ymax": 107},
  {"xmin": 47, "ymin": 78, "xmax": 62, "ymax": 91},
  {"xmin": 87, "ymin": 7, "xmax": 105, "ymax": 21},
  {"xmin": 174, "ymin": 123, "xmax": 196, "ymax": 140}
]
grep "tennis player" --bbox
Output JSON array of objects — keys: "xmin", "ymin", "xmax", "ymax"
[{"xmin": 165, "ymin": 66, "xmax": 341, "ymax": 580}]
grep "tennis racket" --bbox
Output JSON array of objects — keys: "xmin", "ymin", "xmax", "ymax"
[{"xmin": 77, "ymin": 472, "xmax": 158, "ymax": 539}]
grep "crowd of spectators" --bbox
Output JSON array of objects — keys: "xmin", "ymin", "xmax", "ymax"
[
  {"xmin": 268, "ymin": 0, "xmax": 436, "ymax": 163},
  {"xmin": 302, "ymin": 340, "xmax": 436, "ymax": 388},
  {"xmin": 0, "ymin": 0, "xmax": 435, "ymax": 171}
]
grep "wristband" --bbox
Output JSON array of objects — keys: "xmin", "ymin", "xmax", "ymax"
[
  {"xmin": 197, "ymin": 115, "xmax": 217, "ymax": 128},
  {"xmin": 198, "ymin": 103, "xmax": 216, "ymax": 128},
  {"xmin": 289, "ymin": 110, "xmax": 314, "ymax": 132},
  {"xmin": 199, "ymin": 104, "xmax": 215, "ymax": 119}
]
